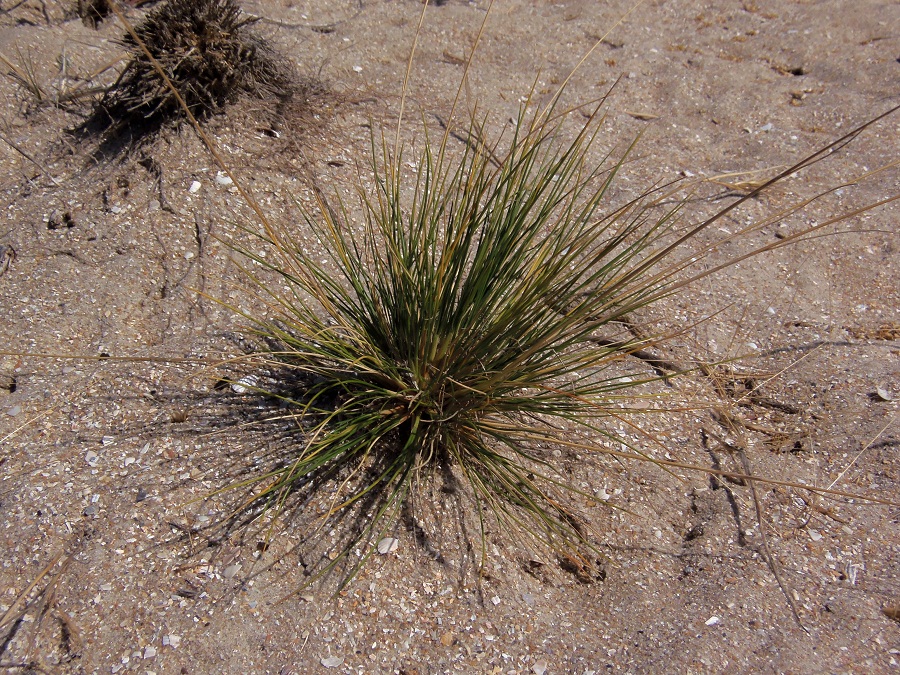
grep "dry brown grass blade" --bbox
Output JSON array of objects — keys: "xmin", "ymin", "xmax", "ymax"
[
  {"xmin": 0, "ymin": 553, "xmax": 66, "ymax": 633},
  {"xmin": 706, "ymin": 167, "xmax": 784, "ymax": 192},
  {"xmin": 0, "ymin": 49, "xmax": 45, "ymax": 103},
  {"xmin": 429, "ymin": 0, "xmax": 497, "ymax": 161},
  {"xmin": 625, "ymin": 110, "xmax": 658, "ymax": 120},
  {"xmin": 599, "ymin": 104, "xmax": 900, "ymax": 310},
  {"xmin": 0, "ymin": 129, "xmax": 61, "ymax": 186},
  {"xmin": 541, "ymin": 0, "xmax": 646, "ymax": 119},
  {"xmin": 0, "ymin": 405, "xmax": 55, "ymax": 448},
  {"xmin": 0, "ymin": 350, "xmax": 211, "ymax": 364},
  {"xmin": 433, "ymin": 114, "xmax": 503, "ymax": 168},
  {"xmin": 516, "ymin": 432, "xmax": 900, "ymax": 507},
  {"xmin": 827, "ymin": 412, "xmax": 897, "ymax": 491},
  {"xmin": 0, "ymin": 244, "xmax": 15, "ymax": 278},
  {"xmin": 706, "ymin": 422, "xmax": 808, "ymax": 632},
  {"xmin": 394, "ymin": 0, "xmax": 432, "ymax": 154}
]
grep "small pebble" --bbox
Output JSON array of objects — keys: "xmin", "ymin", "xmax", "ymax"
[
  {"xmin": 321, "ymin": 656, "xmax": 343, "ymax": 668},
  {"xmin": 83, "ymin": 505, "xmax": 97, "ymax": 517},
  {"xmin": 6, "ymin": 405, "xmax": 21, "ymax": 417},
  {"xmin": 162, "ymin": 635, "xmax": 181, "ymax": 648},
  {"xmin": 533, "ymin": 661, "xmax": 548, "ymax": 675},
  {"xmin": 189, "ymin": 180, "xmax": 201, "ymax": 194},
  {"xmin": 491, "ymin": 595, "xmax": 501, "ymax": 606},
  {"xmin": 136, "ymin": 487, "xmax": 148, "ymax": 503},
  {"xmin": 705, "ymin": 616, "xmax": 721, "ymax": 626},
  {"xmin": 143, "ymin": 645, "xmax": 157, "ymax": 659},
  {"xmin": 215, "ymin": 172, "xmax": 234, "ymax": 186},
  {"xmin": 85, "ymin": 450, "xmax": 99, "ymax": 466},
  {"xmin": 808, "ymin": 529, "xmax": 823, "ymax": 542}
]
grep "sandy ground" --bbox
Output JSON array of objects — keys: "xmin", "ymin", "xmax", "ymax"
[{"xmin": 0, "ymin": 0, "xmax": 898, "ymax": 673}]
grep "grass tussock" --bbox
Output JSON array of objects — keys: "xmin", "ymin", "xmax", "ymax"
[
  {"xmin": 226, "ymin": 97, "xmax": 709, "ymax": 582},
  {"xmin": 88, "ymin": 0, "xmax": 893, "ymax": 589},
  {"xmin": 222, "ymin": 82, "xmax": 899, "ymax": 586}
]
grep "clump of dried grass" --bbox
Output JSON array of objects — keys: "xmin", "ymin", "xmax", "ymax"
[{"xmin": 83, "ymin": 0, "xmax": 295, "ymax": 151}]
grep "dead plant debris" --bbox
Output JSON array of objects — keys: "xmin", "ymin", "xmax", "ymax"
[
  {"xmin": 80, "ymin": 0, "xmax": 298, "ymax": 153},
  {"xmin": 845, "ymin": 322, "xmax": 900, "ymax": 341}
]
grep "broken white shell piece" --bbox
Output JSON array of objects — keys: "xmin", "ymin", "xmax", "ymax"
[
  {"xmin": 231, "ymin": 376, "xmax": 259, "ymax": 394},
  {"xmin": 875, "ymin": 386, "xmax": 894, "ymax": 401},
  {"xmin": 377, "ymin": 537, "xmax": 399, "ymax": 555},
  {"xmin": 222, "ymin": 563, "xmax": 241, "ymax": 579}
]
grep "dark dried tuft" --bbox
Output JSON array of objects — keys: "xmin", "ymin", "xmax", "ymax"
[{"xmin": 82, "ymin": 0, "xmax": 295, "ymax": 152}]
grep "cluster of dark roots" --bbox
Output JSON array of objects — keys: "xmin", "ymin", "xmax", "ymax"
[{"xmin": 80, "ymin": 0, "xmax": 295, "ymax": 153}]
